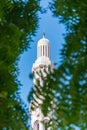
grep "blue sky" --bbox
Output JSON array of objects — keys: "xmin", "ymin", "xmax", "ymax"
[{"xmin": 18, "ymin": 0, "xmax": 65, "ymax": 105}]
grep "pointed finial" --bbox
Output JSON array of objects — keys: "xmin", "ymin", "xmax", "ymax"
[{"xmin": 43, "ymin": 32, "xmax": 45, "ymax": 38}]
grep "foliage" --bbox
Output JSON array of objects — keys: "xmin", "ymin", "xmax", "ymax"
[
  {"xmin": 0, "ymin": 0, "xmax": 40, "ymax": 129},
  {"xmin": 29, "ymin": 0, "xmax": 87, "ymax": 129}
]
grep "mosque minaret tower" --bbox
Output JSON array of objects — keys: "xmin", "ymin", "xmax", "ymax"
[{"xmin": 30, "ymin": 34, "xmax": 54, "ymax": 130}]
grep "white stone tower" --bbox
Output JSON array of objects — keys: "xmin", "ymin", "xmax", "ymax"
[{"xmin": 30, "ymin": 34, "xmax": 54, "ymax": 130}]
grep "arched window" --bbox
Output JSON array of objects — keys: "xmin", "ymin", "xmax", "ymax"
[
  {"xmin": 34, "ymin": 120, "xmax": 39, "ymax": 130},
  {"xmin": 43, "ymin": 45, "xmax": 44, "ymax": 56}
]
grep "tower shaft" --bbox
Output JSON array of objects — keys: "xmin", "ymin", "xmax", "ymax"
[{"xmin": 30, "ymin": 35, "xmax": 54, "ymax": 130}]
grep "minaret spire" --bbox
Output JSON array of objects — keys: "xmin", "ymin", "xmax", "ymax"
[{"xmin": 43, "ymin": 32, "xmax": 45, "ymax": 38}]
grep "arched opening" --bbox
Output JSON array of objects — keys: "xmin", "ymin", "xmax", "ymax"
[
  {"xmin": 34, "ymin": 120, "xmax": 39, "ymax": 130},
  {"xmin": 43, "ymin": 45, "xmax": 44, "ymax": 56}
]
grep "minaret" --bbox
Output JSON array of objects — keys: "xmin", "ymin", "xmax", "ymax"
[{"xmin": 30, "ymin": 34, "xmax": 54, "ymax": 130}]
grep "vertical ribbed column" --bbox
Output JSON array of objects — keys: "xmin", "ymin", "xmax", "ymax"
[
  {"xmin": 46, "ymin": 45, "xmax": 47, "ymax": 57},
  {"xmin": 37, "ymin": 46, "xmax": 38, "ymax": 58},
  {"xmin": 47, "ymin": 45, "xmax": 48, "ymax": 57},
  {"xmin": 48, "ymin": 46, "xmax": 49, "ymax": 57},
  {"xmin": 44, "ymin": 45, "xmax": 46, "ymax": 56}
]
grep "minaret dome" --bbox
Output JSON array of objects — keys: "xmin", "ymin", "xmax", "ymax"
[
  {"xmin": 32, "ymin": 34, "xmax": 53, "ymax": 71},
  {"xmin": 37, "ymin": 34, "xmax": 50, "ymax": 58}
]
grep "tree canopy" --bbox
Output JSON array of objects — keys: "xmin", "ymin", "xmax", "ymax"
[
  {"xmin": 29, "ymin": 0, "xmax": 87, "ymax": 129},
  {"xmin": 0, "ymin": 0, "xmax": 41, "ymax": 129}
]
